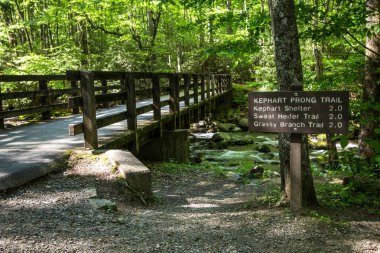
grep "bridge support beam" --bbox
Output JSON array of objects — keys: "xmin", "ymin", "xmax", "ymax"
[{"xmin": 137, "ymin": 129, "xmax": 189, "ymax": 163}]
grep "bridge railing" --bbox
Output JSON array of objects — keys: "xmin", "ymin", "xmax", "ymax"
[
  {"xmin": 66, "ymin": 71, "xmax": 232, "ymax": 149},
  {"xmin": 0, "ymin": 75, "xmax": 79, "ymax": 129}
]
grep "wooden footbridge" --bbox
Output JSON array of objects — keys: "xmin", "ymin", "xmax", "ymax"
[{"xmin": 0, "ymin": 70, "xmax": 232, "ymax": 190}]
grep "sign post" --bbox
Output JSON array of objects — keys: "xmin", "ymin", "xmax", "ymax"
[
  {"xmin": 248, "ymin": 89, "xmax": 349, "ymax": 213},
  {"xmin": 289, "ymin": 83, "xmax": 303, "ymax": 213}
]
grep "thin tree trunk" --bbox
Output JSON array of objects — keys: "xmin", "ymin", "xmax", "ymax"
[{"xmin": 359, "ymin": 0, "xmax": 380, "ymax": 159}]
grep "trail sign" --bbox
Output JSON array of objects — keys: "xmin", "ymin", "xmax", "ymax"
[
  {"xmin": 248, "ymin": 91, "xmax": 349, "ymax": 134},
  {"xmin": 248, "ymin": 90, "xmax": 349, "ymax": 213}
]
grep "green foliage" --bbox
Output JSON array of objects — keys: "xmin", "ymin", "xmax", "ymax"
[{"xmin": 312, "ymin": 147, "xmax": 380, "ymax": 208}]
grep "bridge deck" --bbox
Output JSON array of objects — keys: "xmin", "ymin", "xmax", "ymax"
[{"xmin": 0, "ymin": 101, "xmax": 173, "ymax": 191}]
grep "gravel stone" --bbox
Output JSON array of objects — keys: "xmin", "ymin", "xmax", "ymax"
[{"xmin": 0, "ymin": 152, "xmax": 379, "ymax": 252}]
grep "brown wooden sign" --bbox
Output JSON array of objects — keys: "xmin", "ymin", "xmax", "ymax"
[{"xmin": 248, "ymin": 91, "xmax": 349, "ymax": 134}]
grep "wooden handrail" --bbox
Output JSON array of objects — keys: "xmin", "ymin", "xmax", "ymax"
[{"xmin": 0, "ymin": 71, "xmax": 232, "ymax": 150}]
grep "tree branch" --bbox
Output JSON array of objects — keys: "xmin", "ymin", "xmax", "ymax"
[
  {"xmin": 85, "ymin": 14, "xmax": 125, "ymax": 37},
  {"xmin": 346, "ymin": 29, "xmax": 380, "ymax": 57}
]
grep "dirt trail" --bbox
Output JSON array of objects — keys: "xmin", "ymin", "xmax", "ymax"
[{"xmin": 0, "ymin": 152, "xmax": 379, "ymax": 253}]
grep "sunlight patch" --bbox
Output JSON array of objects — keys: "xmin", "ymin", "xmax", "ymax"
[
  {"xmin": 353, "ymin": 239, "xmax": 379, "ymax": 252},
  {"xmin": 181, "ymin": 203, "xmax": 220, "ymax": 208}
]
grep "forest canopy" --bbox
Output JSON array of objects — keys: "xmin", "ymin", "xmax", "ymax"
[{"xmin": 0, "ymin": 0, "xmax": 371, "ymax": 88}]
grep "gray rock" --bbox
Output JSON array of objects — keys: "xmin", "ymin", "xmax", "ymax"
[
  {"xmin": 232, "ymin": 127, "xmax": 243, "ymax": 132},
  {"xmin": 238, "ymin": 118, "xmax": 249, "ymax": 128},
  {"xmin": 89, "ymin": 199, "xmax": 117, "ymax": 212},
  {"xmin": 212, "ymin": 132, "xmax": 231, "ymax": 142},
  {"xmin": 227, "ymin": 172, "xmax": 241, "ymax": 182},
  {"xmin": 258, "ymin": 153, "xmax": 275, "ymax": 160},
  {"xmin": 255, "ymin": 144, "xmax": 271, "ymax": 153},
  {"xmin": 217, "ymin": 123, "xmax": 236, "ymax": 132},
  {"xmin": 248, "ymin": 166, "xmax": 265, "ymax": 178},
  {"xmin": 230, "ymin": 139, "xmax": 253, "ymax": 146}
]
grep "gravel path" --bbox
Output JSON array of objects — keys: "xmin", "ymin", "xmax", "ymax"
[{"xmin": 0, "ymin": 151, "xmax": 379, "ymax": 253}]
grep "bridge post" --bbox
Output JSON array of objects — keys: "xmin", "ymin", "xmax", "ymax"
[
  {"xmin": 200, "ymin": 75, "xmax": 206, "ymax": 120},
  {"xmin": 193, "ymin": 74, "xmax": 199, "ymax": 122},
  {"xmin": 120, "ymin": 77, "xmax": 126, "ymax": 105},
  {"xmin": 0, "ymin": 85, "xmax": 3, "ymax": 129},
  {"xmin": 211, "ymin": 74, "xmax": 216, "ymax": 112},
  {"xmin": 183, "ymin": 74, "xmax": 190, "ymax": 129},
  {"xmin": 168, "ymin": 73, "xmax": 179, "ymax": 129},
  {"xmin": 174, "ymin": 74, "xmax": 181, "ymax": 128},
  {"xmin": 39, "ymin": 80, "xmax": 51, "ymax": 120},
  {"xmin": 206, "ymin": 75, "xmax": 211, "ymax": 116},
  {"xmin": 101, "ymin": 80, "xmax": 108, "ymax": 108},
  {"xmin": 80, "ymin": 71, "xmax": 98, "ymax": 149},
  {"xmin": 152, "ymin": 74, "xmax": 162, "ymax": 137},
  {"xmin": 70, "ymin": 81, "xmax": 79, "ymax": 114},
  {"xmin": 126, "ymin": 74, "xmax": 138, "ymax": 153}
]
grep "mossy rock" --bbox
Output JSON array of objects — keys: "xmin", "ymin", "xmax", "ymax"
[
  {"xmin": 217, "ymin": 123, "xmax": 236, "ymax": 132},
  {"xmin": 255, "ymin": 144, "xmax": 271, "ymax": 153}
]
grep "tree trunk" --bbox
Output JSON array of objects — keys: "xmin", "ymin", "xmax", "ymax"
[
  {"xmin": 269, "ymin": 0, "xmax": 318, "ymax": 207},
  {"xmin": 226, "ymin": 0, "xmax": 233, "ymax": 35},
  {"xmin": 359, "ymin": 0, "xmax": 380, "ymax": 159},
  {"xmin": 79, "ymin": 21, "xmax": 89, "ymax": 68}
]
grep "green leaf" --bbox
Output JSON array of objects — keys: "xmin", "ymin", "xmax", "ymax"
[
  {"xmin": 340, "ymin": 135, "xmax": 349, "ymax": 149},
  {"xmin": 375, "ymin": 155, "xmax": 380, "ymax": 163}
]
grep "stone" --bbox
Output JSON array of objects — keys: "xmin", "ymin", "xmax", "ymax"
[
  {"xmin": 227, "ymin": 172, "xmax": 241, "ymax": 182},
  {"xmin": 190, "ymin": 152, "xmax": 202, "ymax": 164},
  {"xmin": 230, "ymin": 139, "xmax": 253, "ymax": 146},
  {"xmin": 231, "ymin": 127, "xmax": 243, "ymax": 132},
  {"xmin": 217, "ymin": 123, "xmax": 236, "ymax": 132},
  {"xmin": 256, "ymin": 144, "xmax": 271, "ymax": 153},
  {"xmin": 212, "ymin": 132, "xmax": 231, "ymax": 143},
  {"xmin": 248, "ymin": 166, "xmax": 265, "ymax": 178},
  {"xmin": 217, "ymin": 140, "xmax": 229, "ymax": 149},
  {"xmin": 238, "ymin": 118, "xmax": 249, "ymax": 128},
  {"xmin": 258, "ymin": 152, "xmax": 275, "ymax": 160},
  {"xmin": 106, "ymin": 150, "xmax": 152, "ymax": 196},
  {"xmin": 89, "ymin": 199, "xmax": 117, "ymax": 212}
]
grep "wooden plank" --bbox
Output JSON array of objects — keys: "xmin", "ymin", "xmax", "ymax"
[
  {"xmin": 0, "ymin": 84, "xmax": 3, "ymax": 129},
  {"xmin": 68, "ymin": 92, "xmax": 126, "ymax": 108},
  {"xmin": 39, "ymin": 80, "xmax": 50, "ymax": 120},
  {"xmin": 206, "ymin": 75, "xmax": 211, "ymax": 115},
  {"xmin": 0, "ymin": 75, "xmax": 66, "ymax": 82},
  {"xmin": 80, "ymin": 71, "xmax": 98, "ymax": 149},
  {"xmin": 0, "ymin": 103, "xmax": 67, "ymax": 119},
  {"xmin": 136, "ymin": 104, "xmax": 153, "ymax": 115},
  {"xmin": 200, "ymin": 75, "xmax": 206, "ymax": 119},
  {"xmin": 169, "ymin": 74, "xmax": 176, "ymax": 115},
  {"xmin": 193, "ymin": 74, "xmax": 199, "ymax": 104},
  {"xmin": 91, "ymin": 71, "xmax": 125, "ymax": 80},
  {"xmin": 69, "ymin": 111, "xmax": 128, "ymax": 136},
  {"xmin": 71, "ymin": 81, "xmax": 80, "ymax": 114},
  {"xmin": 160, "ymin": 100, "xmax": 169, "ymax": 107},
  {"xmin": 66, "ymin": 70, "xmax": 81, "ymax": 81},
  {"xmin": 101, "ymin": 80, "xmax": 108, "ymax": 108},
  {"xmin": 184, "ymin": 74, "xmax": 190, "ymax": 107},
  {"xmin": 136, "ymin": 88, "xmax": 152, "ymax": 98},
  {"xmin": 0, "ymin": 88, "xmax": 80, "ymax": 100},
  {"xmin": 126, "ymin": 74, "xmax": 138, "ymax": 153},
  {"xmin": 193, "ymin": 74, "xmax": 199, "ymax": 122},
  {"xmin": 174, "ymin": 74, "xmax": 180, "ymax": 128},
  {"xmin": 94, "ymin": 85, "xmax": 120, "ymax": 91},
  {"xmin": 152, "ymin": 74, "xmax": 161, "ymax": 121},
  {"xmin": 290, "ymin": 133, "xmax": 302, "ymax": 213}
]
